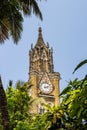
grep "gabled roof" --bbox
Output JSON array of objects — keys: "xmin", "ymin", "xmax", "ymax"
[{"xmin": 39, "ymin": 72, "xmax": 53, "ymax": 87}]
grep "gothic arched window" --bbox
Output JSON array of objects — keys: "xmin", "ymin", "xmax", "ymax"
[{"xmin": 38, "ymin": 103, "xmax": 45, "ymax": 114}]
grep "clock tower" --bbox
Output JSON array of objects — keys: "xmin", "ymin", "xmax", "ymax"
[{"xmin": 29, "ymin": 27, "xmax": 60, "ymax": 113}]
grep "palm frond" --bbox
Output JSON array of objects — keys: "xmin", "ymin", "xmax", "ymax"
[
  {"xmin": 0, "ymin": 19, "xmax": 9, "ymax": 43},
  {"xmin": 31, "ymin": 0, "xmax": 43, "ymax": 20},
  {"xmin": 73, "ymin": 59, "xmax": 87, "ymax": 74},
  {"xmin": 9, "ymin": 8, "xmax": 23, "ymax": 44},
  {"xmin": 0, "ymin": 0, "xmax": 43, "ymax": 44},
  {"xmin": 60, "ymin": 86, "xmax": 71, "ymax": 96},
  {"xmin": 20, "ymin": 0, "xmax": 43, "ymax": 20}
]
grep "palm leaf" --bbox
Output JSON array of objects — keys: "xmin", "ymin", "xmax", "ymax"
[
  {"xmin": 18, "ymin": 0, "xmax": 43, "ymax": 20},
  {"xmin": 0, "ymin": 19, "xmax": 9, "ymax": 43},
  {"xmin": 31, "ymin": 0, "xmax": 43, "ymax": 20},
  {"xmin": 9, "ymin": 9, "xmax": 23, "ymax": 43},
  {"xmin": 73, "ymin": 59, "xmax": 87, "ymax": 74},
  {"xmin": 60, "ymin": 86, "xmax": 71, "ymax": 96}
]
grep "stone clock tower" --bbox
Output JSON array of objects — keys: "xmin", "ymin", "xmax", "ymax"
[{"xmin": 29, "ymin": 27, "xmax": 60, "ymax": 113}]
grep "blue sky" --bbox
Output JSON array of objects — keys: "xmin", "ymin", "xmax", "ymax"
[{"xmin": 0, "ymin": 0, "xmax": 87, "ymax": 91}]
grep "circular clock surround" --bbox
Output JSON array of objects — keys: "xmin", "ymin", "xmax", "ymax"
[{"xmin": 39, "ymin": 82, "xmax": 53, "ymax": 94}]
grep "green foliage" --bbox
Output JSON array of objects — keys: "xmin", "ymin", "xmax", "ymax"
[
  {"xmin": 1, "ymin": 77, "xmax": 87, "ymax": 130},
  {"xmin": 43, "ymin": 105, "xmax": 66, "ymax": 130},
  {"xmin": 31, "ymin": 104, "xmax": 65, "ymax": 130},
  {"xmin": 5, "ymin": 81, "xmax": 33, "ymax": 130},
  {"xmin": 29, "ymin": 105, "xmax": 67, "ymax": 130},
  {"xmin": 29, "ymin": 114, "xmax": 47, "ymax": 130},
  {"xmin": 61, "ymin": 77, "xmax": 87, "ymax": 129}
]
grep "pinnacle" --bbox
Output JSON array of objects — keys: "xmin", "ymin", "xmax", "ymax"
[
  {"xmin": 38, "ymin": 27, "xmax": 42, "ymax": 33},
  {"xmin": 38, "ymin": 27, "xmax": 42, "ymax": 38},
  {"xmin": 35, "ymin": 27, "xmax": 45, "ymax": 47}
]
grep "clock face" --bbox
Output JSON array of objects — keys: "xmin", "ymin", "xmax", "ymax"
[{"xmin": 39, "ymin": 83, "xmax": 52, "ymax": 94}]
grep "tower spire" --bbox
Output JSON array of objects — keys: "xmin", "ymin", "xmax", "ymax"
[
  {"xmin": 38, "ymin": 27, "xmax": 42, "ymax": 38},
  {"xmin": 35, "ymin": 27, "xmax": 45, "ymax": 47}
]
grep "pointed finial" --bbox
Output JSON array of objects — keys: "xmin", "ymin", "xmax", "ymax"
[
  {"xmin": 38, "ymin": 27, "xmax": 42, "ymax": 38},
  {"xmin": 35, "ymin": 27, "xmax": 44, "ymax": 47},
  {"xmin": 47, "ymin": 42, "xmax": 49, "ymax": 48},
  {"xmin": 31, "ymin": 43, "xmax": 33, "ymax": 49},
  {"xmin": 51, "ymin": 47, "xmax": 53, "ymax": 53}
]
